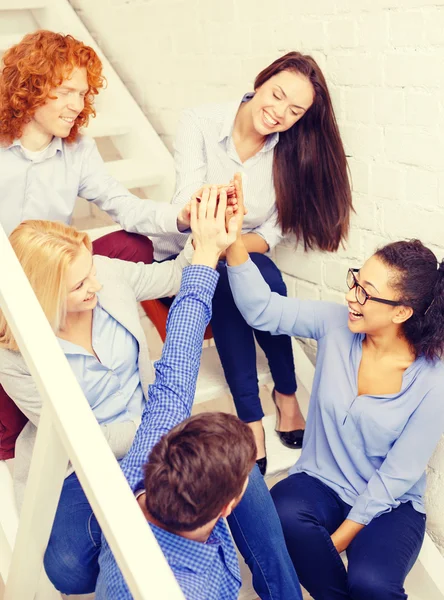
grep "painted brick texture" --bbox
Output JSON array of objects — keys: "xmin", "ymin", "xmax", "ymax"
[{"xmin": 68, "ymin": 0, "xmax": 444, "ymax": 551}]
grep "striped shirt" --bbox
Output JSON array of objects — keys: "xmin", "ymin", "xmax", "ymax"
[
  {"xmin": 0, "ymin": 135, "xmax": 180, "ymax": 237},
  {"xmin": 153, "ymin": 93, "xmax": 283, "ymax": 261},
  {"xmin": 95, "ymin": 265, "xmax": 242, "ymax": 600}
]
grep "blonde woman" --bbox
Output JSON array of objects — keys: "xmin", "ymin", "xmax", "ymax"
[{"xmin": 0, "ymin": 219, "xmax": 193, "ymax": 593}]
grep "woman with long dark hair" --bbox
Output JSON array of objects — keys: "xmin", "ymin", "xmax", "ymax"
[
  {"xmin": 227, "ymin": 235, "xmax": 444, "ymax": 599},
  {"xmin": 154, "ymin": 52, "xmax": 353, "ymax": 473}
]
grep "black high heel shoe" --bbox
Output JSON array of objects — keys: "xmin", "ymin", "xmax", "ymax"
[
  {"xmin": 272, "ymin": 388, "xmax": 304, "ymax": 449},
  {"xmin": 256, "ymin": 456, "xmax": 267, "ymax": 476},
  {"xmin": 255, "ymin": 424, "xmax": 267, "ymax": 476}
]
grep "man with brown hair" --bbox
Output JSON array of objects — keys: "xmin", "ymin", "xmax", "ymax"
[{"xmin": 95, "ymin": 182, "xmax": 257, "ymax": 599}]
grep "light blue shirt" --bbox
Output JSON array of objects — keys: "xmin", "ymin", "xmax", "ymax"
[
  {"xmin": 58, "ymin": 300, "xmax": 144, "ymax": 425},
  {"xmin": 153, "ymin": 93, "xmax": 282, "ymax": 260},
  {"xmin": 0, "ymin": 135, "xmax": 180, "ymax": 236},
  {"xmin": 95, "ymin": 266, "xmax": 241, "ymax": 600},
  {"xmin": 228, "ymin": 258, "xmax": 444, "ymax": 525}
]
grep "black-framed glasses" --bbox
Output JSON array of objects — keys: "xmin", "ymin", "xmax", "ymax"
[{"xmin": 346, "ymin": 269, "xmax": 403, "ymax": 307}]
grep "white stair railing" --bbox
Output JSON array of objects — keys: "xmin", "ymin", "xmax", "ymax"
[{"xmin": 0, "ymin": 224, "xmax": 184, "ymax": 599}]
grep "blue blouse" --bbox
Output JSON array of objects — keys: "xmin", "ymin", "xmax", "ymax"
[
  {"xmin": 58, "ymin": 300, "xmax": 144, "ymax": 425},
  {"xmin": 228, "ymin": 258, "xmax": 444, "ymax": 525}
]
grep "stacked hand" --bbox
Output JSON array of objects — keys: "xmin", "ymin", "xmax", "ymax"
[
  {"xmin": 177, "ymin": 183, "xmax": 238, "ymax": 231},
  {"xmin": 191, "ymin": 173, "xmax": 245, "ymax": 269}
]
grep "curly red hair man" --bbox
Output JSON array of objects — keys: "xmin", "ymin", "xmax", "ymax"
[
  {"xmin": 0, "ymin": 30, "xmax": 193, "ymax": 460},
  {"xmin": 0, "ymin": 30, "xmax": 104, "ymax": 145}
]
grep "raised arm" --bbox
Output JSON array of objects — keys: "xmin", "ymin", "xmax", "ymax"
[
  {"xmin": 78, "ymin": 136, "xmax": 190, "ymax": 236},
  {"xmin": 226, "ymin": 236, "xmax": 347, "ymax": 341},
  {"xmin": 120, "ymin": 183, "xmax": 242, "ymax": 492}
]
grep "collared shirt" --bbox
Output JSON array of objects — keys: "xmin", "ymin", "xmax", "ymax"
[
  {"xmin": 228, "ymin": 258, "xmax": 444, "ymax": 525},
  {"xmin": 153, "ymin": 93, "xmax": 282, "ymax": 260},
  {"xmin": 95, "ymin": 265, "xmax": 242, "ymax": 600},
  {"xmin": 0, "ymin": 135, "xmax": 180, "ymax": 236},
  {"xmin": 58, "ymin": 300, "xmax": 144, "ymax": 425}
]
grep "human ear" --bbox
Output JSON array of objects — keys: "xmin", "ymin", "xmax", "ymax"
[
  {"xmin": 219, "ymin": 497, "xmax": 237, "ymax": 519},
  {"xmin": 392, "ymin": 305, "xmax": 414, "ymax": 325}
]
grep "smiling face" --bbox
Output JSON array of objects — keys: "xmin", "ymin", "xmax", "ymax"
[
  {"xmin": 65, "ymin": 244, "xmax": 102, "ymax": 316},
  {"xmin": 26, "ymin": 66, "xmax": 89, "ymax": 147},
  {"xmin": 249, "ymin": 70, "xmax": 314, "ymax": 136},
  {"xmin": 345, "ymin": 255, "xmax": 413, "ymax": 336}
]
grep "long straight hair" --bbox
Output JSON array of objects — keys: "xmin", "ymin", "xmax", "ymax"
[
  {"xmin": 0, "ymin": 220, "xmax": 92, "ymax": 352},
  {"xmin": 255, "ymin": 52, "xmax": 352, "ymax": 251}
]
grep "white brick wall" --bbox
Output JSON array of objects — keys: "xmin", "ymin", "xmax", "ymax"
[{"xmin": 68, "ymin": 0, "xmax": 444, "ymax": 551}]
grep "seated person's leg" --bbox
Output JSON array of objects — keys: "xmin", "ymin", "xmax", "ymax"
[
  {"xmin": 347, "ymin": 501, "xmax": 425, "ymax": 600},
  {"xmin": 249, "ymin": 253, "xmax": 305, "ymax": 442},
  {"xmin": 44, "ymin": 472, "xmax": 101, "ymax": 594},
  {"xmin": 92, "ymin": 230, "xmax": 153, "ymax": 263},
  {"xmin": 227, "ymin": 464, "xmax": 303, "ymax": 600},
  {"xmin": 211, "ymin": 261, "xmax": 265, "ymax": 447},
  {"xmin": 271, "ymin": 472, "xmax": 350, "ymax": 599},
  {"xmin": 0, "ymin": 386, "xmax": 28, "ymax": 460}
]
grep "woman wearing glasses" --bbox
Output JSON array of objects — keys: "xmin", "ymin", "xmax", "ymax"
[{"xmin": 226, "ymin": 236, "xmax": 444, "ymax": 599}]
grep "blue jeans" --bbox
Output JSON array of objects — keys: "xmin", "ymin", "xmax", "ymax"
[
  {"xmin": 43, "ymin": 467, "xmax": 303, "ymax": 599},
  {"xmin": 228, "ymin": 464, "xmax": 303, "ymax": 600},
  {"xmin": 44, "ymin": 472, "xmax": 101, "ymax": 594},
  {"xmin": 212, "ymin": 253, "xmax": 297, "ymax": 422},
  {"xmin": 272, "ymin": 472, "xmax": 426, "ymax": 600}
]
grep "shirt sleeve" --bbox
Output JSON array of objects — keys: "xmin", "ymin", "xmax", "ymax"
[
  {"xmin": 347, "ymin": 385, "xmax": 444, "ymax": 525},
  {"xmin": 0, "ymin": 352, "xmax": 42, "ymax": 426},
  {"xmin": 171, "ymin": 109, "xmax": 208, "ymax": 207},
  {"xmin": 251, "ymin": 205, "xmax": 284, "ymax": 250},
  {"xmin": 0, "ymin": 352, "xmax": 137, "ymax": 459},
  {"xmin": 77, "ymin": 136, "xmax": 180, "ymax": 237},
  {"xmin": 228, "ymin": 258, "xmax": 348, "ymax": 341},
  {"xmin": 95, "ymin": 237, "xmax": 194, "ymax": 302},
  {"xmin": 119, "ymin": 264, "xmax": 219, "ymax": 492}
]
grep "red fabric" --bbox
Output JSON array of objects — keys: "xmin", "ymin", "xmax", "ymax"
[
  {"xmin": 0, "ymin": 230, "xmax": 154, "ymax": 459},
  {"xmin": 91, "ymin": 229, "xmax": 154, "ymax": 263},
  {"xmin": 142, "ymin": 299, "xmax": 213, "ymax": 342},
  {"xmin": 0, "ymin": 387, "xmax": 28, "ymax": 460}
]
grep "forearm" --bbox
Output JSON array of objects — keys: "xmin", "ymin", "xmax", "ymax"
[
  {"xmin": 226, "ymin": 239, "xmax": 250, "ymax": 266},
  {"xmin": 242, "ymin": 233, "xmax": 269, "ymax": 254},
  {"xmin": 331, "ymin": 519, "xmax": 365, "ymax": 553}
]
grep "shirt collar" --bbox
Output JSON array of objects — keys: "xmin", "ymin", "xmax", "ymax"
[
  {"xmin": 4, "ymin": 136, "xmax": 64, "ymax": 159},
  {"xmin": 57, "ymin": 299, "xmax": 103, "ymax": 356},
  {"xmin": 149, "ymin": 520, "xmax": 226, "ymax": 574},
  {"xmin": 218, "ymin": 92, "xmax": 279, "ymax": 151}
]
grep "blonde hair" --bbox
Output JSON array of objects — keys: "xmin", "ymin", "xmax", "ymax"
[{"xmin": 0, "ymin": 220, "xmax": 92, "ymax": 352}]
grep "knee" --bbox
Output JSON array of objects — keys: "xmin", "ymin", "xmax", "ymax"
[
  {"xmin": 271, "ymin": 479, "xmax": 315, "ymax": 539},
  {"xmin": 348, "ymin": 566, "xmax": 402, "ymax": 600},
  {"xmin": 44, "ymin": 535, "xmax": 99, "ymax": 594}
]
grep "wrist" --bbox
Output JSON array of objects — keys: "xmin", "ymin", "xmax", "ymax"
[
  {"xmin": 226, "ymin": 239, "xmax": 249, "ymax": 266},
  {"xmin": 192, "ymin": 248, "xmax": 221, "ymax": 269}
]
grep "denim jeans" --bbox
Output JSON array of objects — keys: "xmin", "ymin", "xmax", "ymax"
[
  {"xmin": 228, "ymin": 464, "xmax": 303, "ymax": 600},
  {"xmin": 272, "ymin": 472, "xmax": 426, "ymax": 600},
  {"xmin": 44, "ymin": 467, "xmax": 303, "ymax": 599},
  {"xmin": 44, "ymin": 472, "xmax": 102, "ymax": 594},
  {"xmin": 212, "ymin": 253, "xmax": 297, "ymax": 423}
]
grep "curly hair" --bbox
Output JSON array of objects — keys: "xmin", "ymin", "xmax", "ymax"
[
  {"xmin": 0, "ymin": 30, "xmax": 105, "ymax": 145},
  {"xmin": 376, "ymin": 240, "xmax": 444, "ymax": 361}
]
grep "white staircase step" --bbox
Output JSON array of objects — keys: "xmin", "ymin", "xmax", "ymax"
[
  {"xmin": 106, "ymin": 159, "xmax": 162, "ymax": 190},
  {"xmin": 0, "ymin": 0, "xmax": 48, "ymax": 9},
  {"xmin": 0, "ymin": 34, "xmax": 23, "ymax": 53},
  {"xmin": 84, "ymin": 113, "xmax": 131, "ymax": 138}
]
